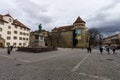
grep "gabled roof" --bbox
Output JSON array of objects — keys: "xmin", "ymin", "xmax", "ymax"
[
  {"xmin": 4, "ymin": 13, "xmax": 12, "ymax": 17},
  {"xmin": 13, "ymin": 19, "xmax": 30, "ymax": 30},
  {"xmin": 0, "ymin": 14, "xmax": 8, "ymax": 23},
  {"xmin": 0, "ymin": 13, "xmax": 30, "ymax": 30},
  {"xmin": 73, "ymin": 16, "xmax": 85, "ymax": 24},
  {"xmin": 52, "ymin": 25, "xmax": 73, "ymax": 32}
]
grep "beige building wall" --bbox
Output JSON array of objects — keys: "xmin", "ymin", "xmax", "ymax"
[{"xmin": 0, "ymin": 14, "xmax": 30, "ymax": 47}]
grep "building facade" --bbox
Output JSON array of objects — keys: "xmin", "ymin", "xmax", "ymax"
[
  {"xmin": 102, "ymin": 33, "xmax": 120, "ymax": 47},
  {"xmin": 0, "ymin": 13, "xmax": 30, "ymax": 47},
  {"xmin": 47, "ymin": 17, "xmax": 89, "ymax": 48}
]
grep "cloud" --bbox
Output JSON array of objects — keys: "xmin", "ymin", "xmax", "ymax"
[
  {"xmin": 0, "ymin": 0, "xmax": 120, "ymax": 34},
  {"xmin": 86, "ymin": 1, "xmax": 120, "ymax": 35},
  {"xmin": 0, "ymin": 0, "xmax": 53, "ymax": 31}
]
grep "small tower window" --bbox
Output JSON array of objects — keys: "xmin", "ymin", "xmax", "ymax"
[{"xmin": 9, "ymin": 18, "xmax": 11, "ymax": 22}]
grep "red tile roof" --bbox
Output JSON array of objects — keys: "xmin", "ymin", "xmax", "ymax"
[
  {"xmin": 52, "ymin": 25, "xmax": 73, "ymax": 32},
  {"xmin": 12, "ymin": 19, "xmax": 30, "ymax": 30},
  {"xmin": 0, "ymin": 13, "xmax": 30, "ymax": 30},
  {"xmin": 74, "ymin": 16, "xmax": 85, "ymax": 24},
  {"xmin": 4, "ymin": 13, "xmax": 12, "ymax": 18},
  {"xmin": 52, "ymin": 17, "xmax": 86, "ymax": 32}
]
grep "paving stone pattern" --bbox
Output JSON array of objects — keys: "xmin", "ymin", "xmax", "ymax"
[{"xmin": 0, "ymin": 48, "xmax": 120, "ymax": 80}]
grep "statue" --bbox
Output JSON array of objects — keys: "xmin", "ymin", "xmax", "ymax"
[{"xmin": 38, "ymin": 24, "xmax": 42, "ymax": 34}]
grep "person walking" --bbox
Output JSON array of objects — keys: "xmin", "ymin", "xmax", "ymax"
[
  {"xmin": 112, "ymin": 47, "xmax": 116, "ymax": 54},
  {"xmin": 7, "ymin": 45, "xmax": 11, "ymax": 55},
  {"xmin": 10, "ymin": 45, "xmax": 13, "ymax": 51},
  {"xmin": 87, "ymin": 46, "xmax": 92, "ymax": 53},
  {"xmin": 106, "ymin": 47, "xmax": 110, "ymax": 54},
  {"xmin": 89, "ymin": 47, "xmax": 92, "ymax": 53},
  {"xmin": 87, "ymin": 47, "xmax": 89, "ymax": 53},
  {"xmin": 99, "ymin": 46, "xmax": 103, "ymax": 54}
]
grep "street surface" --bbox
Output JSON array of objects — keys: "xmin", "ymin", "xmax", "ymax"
[{"xmin": 0, "ymin": 48, "xmax": 120, "ymax": 80}]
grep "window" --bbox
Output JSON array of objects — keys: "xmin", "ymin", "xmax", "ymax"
[
  {"xmin": 13, "ymin": 43, "xmax": 16, "ymax": 46},
  {"xmin": 13, "ymin": 36, "xmax": 17, "ymax": 40},
  {"xmin": 9, "ymin": 18, "xmax": 12, "ymax": 22},
  {"xmin": 19, "ymin": 43, "xmax": 22, "ymax": 45},
  {"xmin": 19, "ymin": 37, "xmax": 22, "ymax": 40},
  {"xmin": 23, "ymin": 33, "xmax": 26, "ymax": 35},
  {"xmin": 20, "ymin": 27, "xmax": 22, "ymax": 30},
  {"xmin": 26, "ymin": 38, "xmax": 28, "ymax": 40},
  {"xmin": 6, "ymin": 42, "xmax": 10, "ymax": 46},
  {"xmin": 23, "ymin": 38, "xmax": 25, "ymax": 40},
  {"xmin": 23, "ymin": 43, "xmax": 26, "ymax": 45},
  {"xmin": 7, "ymin": 36, "xmax": 11, "ymax": 40},
  {"xmin": 8, "ymin": 26, "xmax": 11, "ymax": 29},
  {"xmin": 20, "ymin": 32, "xmax": 22, "ymax": 35},
  {"xmin": 0, "ymin": 28, "xmax": 2, "ymax": 31},
  {"xmin": 7, "ymin": 31, "xmax": 11, "ymax": 35},
  {"xmin": 14, "ymin": 31, "xmax": 17, "ymax": 34}
]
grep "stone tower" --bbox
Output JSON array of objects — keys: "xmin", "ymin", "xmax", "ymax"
[
  {"xmin": 51, "ymin": 16, "xmax": 89, "ymax": 48},
  {"xmin": 72, "ymin": 16, "xmax": 89, "ymax": 48}
]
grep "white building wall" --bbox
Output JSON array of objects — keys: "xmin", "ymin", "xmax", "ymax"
[{"xmin": 0, "ymin": 15, "xmax": 30, "ymax": 47}]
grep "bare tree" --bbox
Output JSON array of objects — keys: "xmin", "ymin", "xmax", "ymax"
[{"xmin": 88, "ymin": 28, "xmax": 103, "ymax": 46}]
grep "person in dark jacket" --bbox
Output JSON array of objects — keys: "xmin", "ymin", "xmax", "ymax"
[
  {"xmin": 112, "ymin": 47, "xmax": 116, "ymax": 54},
  {"xmin": 106, "ymin": 47, "xmax": 110, "ymax": 54},
  {"xmin": 10, "ymin": 46, "xmax": 13, "ymax": 51},
  {"xmin": 7, "ymin": 45, "xmax": 11, "ymax": 55},
  {"xmin": 89, "ymin": 47, "xmax": 92, "ymax": 53},
  {"xmin": 99, "ymin": 47, "xmax": 103, "ymax": 54}
]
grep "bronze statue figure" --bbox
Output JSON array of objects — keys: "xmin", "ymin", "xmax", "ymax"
[{"xmin": 38, "ymin": 24, "xmax": 42, "ymax": 34}]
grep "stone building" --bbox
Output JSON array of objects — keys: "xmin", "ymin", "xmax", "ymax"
[{"xmin": 47, "ymin": 17, "xmax": 89, "ymax": 48}]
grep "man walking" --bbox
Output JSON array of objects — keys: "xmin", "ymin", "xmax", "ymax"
[
  {"xmin": 7, "ymin": 45, "xmax": 11, "ymax": 55},
  {"xmin": 112, "ymin": 47, "xmax": 116, "ymax": 54},
  {"xmin": 99, "ymin": 46, "xmax": 103, "ymax": 54},
  {"xmin": 106, "ymin": 47, "xmax": 110, "ymax": 54}
]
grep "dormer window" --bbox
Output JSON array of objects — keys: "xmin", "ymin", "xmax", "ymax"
[{"xmin": 9, "ymin": 18, "xmax": 12, "ymax": 22}]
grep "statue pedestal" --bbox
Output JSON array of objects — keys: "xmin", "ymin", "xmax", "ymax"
[{"xmin": 33, "ymin": 34, "xmax": 45, "ymax": 47}]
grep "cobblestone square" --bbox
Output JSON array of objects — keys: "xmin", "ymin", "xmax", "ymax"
[{"xmin": 0, "ymin": 48, "xmax": 120, "ymax": 80}]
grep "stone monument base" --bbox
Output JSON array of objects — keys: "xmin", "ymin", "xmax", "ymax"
[{"xmin": 17, "ymin": 46, "xmax": 57, "ymax": 53}]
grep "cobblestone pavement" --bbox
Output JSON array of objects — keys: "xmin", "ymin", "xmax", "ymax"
[{"xmin": 0, "ymin": 48, "xmax": 120, "ymax": 80}]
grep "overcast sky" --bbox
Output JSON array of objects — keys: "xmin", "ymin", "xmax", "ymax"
[{"xmin": 0, "ymin": 0, "xmax": 120, "ymax": 35}]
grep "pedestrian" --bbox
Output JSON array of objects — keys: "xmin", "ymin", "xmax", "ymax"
[
  {"xmin": 10, "ymin": 45, "xmax": 13, "ymax": 51},
  {"xmin": 7, "ymin": 45, "xmax": 11, "ymax": 55},
  {"xmin": 99, "ymin": 46, "xmax": 103, "ymax": 54},
  {"xmin": 106, "ymin": 47, "xmax": 110, "ymax": 54},
  {"xmin": 89, "ymin": 47, "xmax": 92, "ymax": 53},
  {"xmin": 112, "ymin": 47, "xmax": 116, "ymax": 54},
  {"xmin": 87, "ymin": 47, "xmax": 90, "ymax": 53},
  {"xmin": 87, "ymin": 47, "xmax": 89, "ymax": 53}
]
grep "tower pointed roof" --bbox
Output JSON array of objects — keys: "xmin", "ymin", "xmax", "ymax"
[
  {"xmin": 74, "ymin": 16, "xmax": 85, "ymax": 24},
  {"xmin": 4, "ymin": 13, "xmax": 12, "ymax": 18}
]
